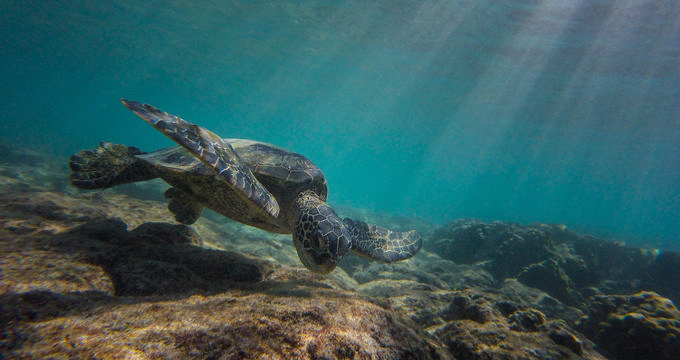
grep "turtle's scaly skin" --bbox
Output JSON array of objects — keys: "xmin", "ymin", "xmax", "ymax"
[{"xmin": 69, "ymin": 100, "xmax": 422, "ymax": 274}]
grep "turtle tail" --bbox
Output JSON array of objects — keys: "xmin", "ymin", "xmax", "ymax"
[
  {"xmin": 343, "ymin": 218, "xmax": 423, "ymax": 263},
  {"xmin": 69, "ymin": 142, "xmax": 157, "ymax": 189}
]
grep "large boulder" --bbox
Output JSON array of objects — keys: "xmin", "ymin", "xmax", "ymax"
[{"xmin": 2, "ymin": 289, "xmax": 446, "ymax": 359}]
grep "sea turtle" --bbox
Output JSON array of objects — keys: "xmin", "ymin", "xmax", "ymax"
[{"xmin": 69, "ymin": 99, "xmax": 422, "ymax": 274}]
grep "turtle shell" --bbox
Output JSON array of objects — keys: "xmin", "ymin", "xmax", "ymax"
[{"xmin": 137, "ymin": 139, "xmax": 327, "ymax": 234}]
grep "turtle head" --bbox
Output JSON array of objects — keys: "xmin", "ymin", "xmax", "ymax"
[{"xmin": 293, "ymin": 202, "xmax": 352, "ymax": 274}]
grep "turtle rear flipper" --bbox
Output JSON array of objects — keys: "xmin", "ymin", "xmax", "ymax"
[
  {"xmin": 165, "ymin": 187, "xmax": 205, "ymax": 225},
  {"xmin": 121, "ymin": 99, "xmax": 280, "ymax": 219},
  {"xmin": 69, "ymin": 142, "xmax": 157, "ymax": 189},
  {"xmin": 343, "ymin": 218, "xmax": 423, "ymax": 263}
]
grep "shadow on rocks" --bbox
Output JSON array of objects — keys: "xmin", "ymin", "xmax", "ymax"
[
  {"xmin": 0, "ymin": 217, "xmax": 269, "ymax": 353},
  {"xmin": 47, "ymin": 218, "xmax": 265, "ymax": 297}
]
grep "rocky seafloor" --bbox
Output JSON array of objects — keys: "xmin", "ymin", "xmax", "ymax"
[{"xmin": 1, "ymin": 143, "xmax": 679, "ymax": 360}]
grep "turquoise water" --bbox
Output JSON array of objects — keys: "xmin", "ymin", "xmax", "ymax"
[{"xmin": 2, "ymin": 0, "xmax": 679, "ymax": 249}]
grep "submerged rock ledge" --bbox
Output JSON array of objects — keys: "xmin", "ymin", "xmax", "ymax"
[
  {"xmin": 1, "ymin": 146, "xmax": 678, "ymax": 359},
  {"xmin": 0, "ymin": 190, "xmax": 443, "ymax": 359}
]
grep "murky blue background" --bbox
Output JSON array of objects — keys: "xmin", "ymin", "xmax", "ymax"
[{"xmin": 2, "ymin": 0, "xmax": 679, "ymax": 249}]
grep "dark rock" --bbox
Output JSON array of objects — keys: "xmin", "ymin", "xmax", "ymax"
[
  {"xmin": 545, "ymin": 321, "xmax": 584, "ymax": 356},
  {"xmin": 429, "ymin": 220, "xmax": 673, "ymax": 308},
  {"xmin": 499, "ymin": 279, "xmax": 585, "ymax": 327},
  {"xmin": 427, "ymin": 219, "xmax": 509, "ymax": 264},
  {"xmin": 554, "ymin": 243, "xmax": 592, "ymax": 287},
  {"xmin": 0, "ymin": 290, "xmax": 115, "ymax": 327},
  {"xmin": 128, "ymin": 222, "xmax": 203, "ymax": 246},
  {"xmin": 577, "ymin": 291, "xmax": 680, "ymax": 360},
  {"xmin": 489, "ymin": 225, "xmax": 554, "ymax": 280},
  {"xmin": 443, "ymin": 290, "xmax": 500, "ymax": 323},
  {"xmin": 509, "ymin": 308, "xmax": 547, "ymax": 331},
  {"xmin": 644, "ymin": 251, "xmax": 680, "ymax": 305},
  {"xmin": 428, "ymin": 220, "xmax": 569, "ymax": 281},
  {"xmin": 570, "ymin": 235, "xmax": 656, "ymax": 293},
  {"xmin": 517, "ymin": 259, "xmax": 575, "ymax": 304}
]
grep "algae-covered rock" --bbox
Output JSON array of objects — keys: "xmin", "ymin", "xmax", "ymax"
[
  {"xmin": 577, "ymin": 291, "xmax": 680, "ymax": 360},
  {"xmin": 358, "ymin": 278, "xmax": 457, "ymax": 328},
  {"xmin": 3, "ymin": 290, "xmax": 447, "ymax": 359},
  {"xmin": 348, "ymin": 249, "xmax": 495, "ymax": 292},
  {"xmin": 429, "ymin": 289, "xmax": 606, "ymax": 360}
]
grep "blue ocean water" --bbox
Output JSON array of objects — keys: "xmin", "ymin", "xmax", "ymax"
[{"xmin": 2, "ymin": 0, "xmax": 679, "ymax": 249}]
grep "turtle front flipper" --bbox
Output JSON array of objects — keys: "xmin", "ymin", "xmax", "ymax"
[
  {"xmin": 121, "ymin": 99, "xmax": 280, "ymax": 219},
  {"xmin": 343, "ymin": 218, "xmax": 422, "ymax": 263}
]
